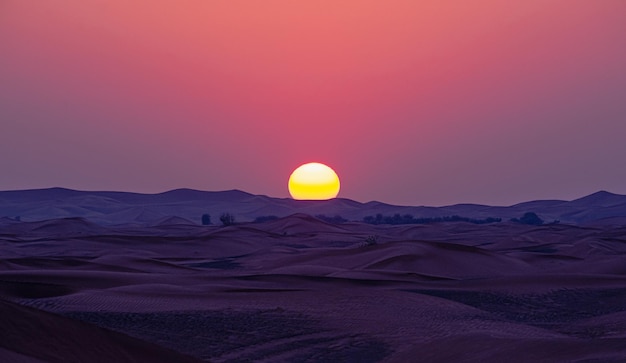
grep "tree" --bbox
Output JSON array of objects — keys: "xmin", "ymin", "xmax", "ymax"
[
  {"xmin": 315, "ymin": 214, "xmax": 347, "ymax": 224},
  {"xmin": 375, "ymin": 213, "xmax": 383, "ymax": 224},
  {"xmin": 201, "ymin": 214, "xmax": 211, "ymax": 225},
  {"xmin": 220, "ymin": 213, "xmax": 235, "ymax": 226},
  {"xmin": 512, "ymin": 212, "xmax": 544, "ymax": 226}
]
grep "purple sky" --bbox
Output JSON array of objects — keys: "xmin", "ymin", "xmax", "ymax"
[{"xmin": 1, "ymin": 1, "xmax": 625, "ymax": 206}]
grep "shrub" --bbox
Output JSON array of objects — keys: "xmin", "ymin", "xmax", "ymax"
[
  {"xmin": 220, "ymin": 213, "xmax": 235, "ymax": 226},
  {"xmin": 363, "ymin": 235, "xmax": 379, "ymax": 247}
]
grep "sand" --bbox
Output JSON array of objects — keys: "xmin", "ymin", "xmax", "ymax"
[{"xmin": 2, "ymin": 214, "xmax": 626, "ymax": 362}]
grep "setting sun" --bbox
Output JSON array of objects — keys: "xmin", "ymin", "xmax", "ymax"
[{"xmin": 288, "ymin": 163, "xmax": 340, "ymax": 200}]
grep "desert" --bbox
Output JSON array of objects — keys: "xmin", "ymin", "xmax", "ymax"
[
  {"xmin": 3, "ymin": 1, "xmax": 626, "ymax": 361},
  {"xmin": 2, "ymin": 189, "xmax": 626, "ymax": 362}
]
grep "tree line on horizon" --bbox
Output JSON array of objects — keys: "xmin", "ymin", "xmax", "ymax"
[
  {"xmin": 362, "ymin": 213, "xmax": 502, "ymax": 225},
  {"xmin": 203, "ymin": 212, "xmax": 551, "ymax": 227},
  {"xmin": 250, "ymin": 213, "xmax": 501, "ymax": 225}
]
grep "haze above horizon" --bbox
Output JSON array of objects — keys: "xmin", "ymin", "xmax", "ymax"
[{"xmin": 1, "ymin": 1, "xmax": 625, "ymax": 206}]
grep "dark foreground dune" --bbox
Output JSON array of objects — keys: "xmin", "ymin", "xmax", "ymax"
[
  {"xmin": 0, "ymin": 299, "xmax": 200, "ymax": 363},
  {"xmin": 2, "ymin": 214, "xmax": 626, "ymax": 362}
]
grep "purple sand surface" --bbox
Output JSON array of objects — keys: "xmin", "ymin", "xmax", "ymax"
[{"xmin": 2, "ymin": 215, "xmax": 626, "ymax": 362}]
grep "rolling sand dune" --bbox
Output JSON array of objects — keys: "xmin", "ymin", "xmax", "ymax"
[{"xmin": 2, "ymin": 213, "xmax": 626, "ymax": 362}]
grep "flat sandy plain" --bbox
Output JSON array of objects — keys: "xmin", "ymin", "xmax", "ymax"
[{"xmin": 2, "ymin": 214, "xmax": 626, "ymax": 362}]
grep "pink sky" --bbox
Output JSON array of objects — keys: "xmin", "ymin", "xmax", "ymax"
[{"xmin": 1, "ymin": 1, "xmax": 625, "ymax": 206}]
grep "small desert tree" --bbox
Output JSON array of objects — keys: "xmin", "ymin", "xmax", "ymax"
[
  {"xmin": 220, "ymin": 213, "xmax": 235, "ymax": 226},
  {"xmin": 201, "ymin": 214, "xmax": 211, "ymax": 225}
]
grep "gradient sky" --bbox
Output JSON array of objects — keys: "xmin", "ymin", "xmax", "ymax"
[{"xmin": 1, "ymin": 1, "xmax": 625, "ymax": 206}]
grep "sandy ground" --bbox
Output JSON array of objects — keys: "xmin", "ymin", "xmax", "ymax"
[{"xmin": 2, "ymin": 214, "xmax": 626, "ymax": 362}]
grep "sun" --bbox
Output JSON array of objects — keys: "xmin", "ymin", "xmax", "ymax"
[{"xmin": 288, "ymin": 162, "xmax": 340, "ymax": 200}]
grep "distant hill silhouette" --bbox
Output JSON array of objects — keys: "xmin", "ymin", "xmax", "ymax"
[{"xmin": 1, "ymin": 188, "xmax": 625, "ymax": 226}]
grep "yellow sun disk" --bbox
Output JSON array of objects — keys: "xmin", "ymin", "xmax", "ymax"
[
  {"xmin": 288, "ymin": 163, "xmax": 340, "ymax": 200},
  {"xmin": 289, "ymin": 178, "xmax": 339, "ymax": 200}
]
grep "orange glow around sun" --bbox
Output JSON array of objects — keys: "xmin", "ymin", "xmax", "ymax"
[{"xmin": 288, "ymin": 163, "xmax": 340, "ymax": 200}]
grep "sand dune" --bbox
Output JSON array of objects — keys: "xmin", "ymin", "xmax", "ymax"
[
  {"xmin": 260, "ymin": 213, "xmax": 354, "ymax": 235},
  {"xmin": 0, "ymin": 299, "xmax": 200, "ymax": 363},
  {"xmin": 2, "ymin": 214, "xmax": 626, "ymax": 362}
]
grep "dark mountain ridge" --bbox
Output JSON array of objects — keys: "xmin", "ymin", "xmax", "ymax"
[{"xmin": 1, "ymin": 188, "xmax": 625, "ymax": 226}]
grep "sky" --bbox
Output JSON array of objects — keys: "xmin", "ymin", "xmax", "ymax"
[{"xmin": 1, "ymin": 1, "xmax": 625, "ymax": 206}]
